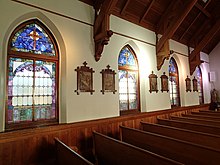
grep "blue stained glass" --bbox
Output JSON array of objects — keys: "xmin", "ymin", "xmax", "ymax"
[
  {"xmin": 169, "ymin": 58, "xmax": 177, "ymax": 73},
  {"xmin": 196, "ymin": 67, "xmax": 201, "ymax": 78},
  {"xmin": 11, "ymin": 23, "xmax": 56, "ymax": 56},
  {"xmin": 118, "ymin": 47, "xmax": 137, "ymax": 67}
]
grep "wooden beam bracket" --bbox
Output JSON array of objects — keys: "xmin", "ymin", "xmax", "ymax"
[
  {"xmin": 94, "ymin": 30, "xmax": 113, "ymax": 61},
  {"xmin": 156, "ymin": 39, "xmax": 171, "ymax": 70},
  {"xmin": 93, "ymin": 0, "xmax": 116, "ymax": 61}
]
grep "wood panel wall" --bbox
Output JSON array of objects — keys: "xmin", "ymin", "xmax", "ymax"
[{"xmin": 0, "ymin": 105, "xmax": 208, "ymax": 165}]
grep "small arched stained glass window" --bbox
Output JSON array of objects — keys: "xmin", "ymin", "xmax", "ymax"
[
  {"xmin": 11, "ymin": 22, "xmax": 56, "ymax": 56},
  {"xmin": 169, "ymin": 57, "xmax": 180, "ymax": 107},
  {"xmin": 196, "ymin": 66, "xmax": 204, "ymax": 104},
  {"xmin": 118, "ymin": 45, "xmax": 139, "ymax": 114},
  {"xmin": 118, "ymin": 46, "xmax": 138, "ymax": 70}
]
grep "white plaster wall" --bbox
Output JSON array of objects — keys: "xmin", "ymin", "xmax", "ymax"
[
  {"xmin": 0, "ymin": 0, "xmax": 212, "ymax": 132},
  {"xmin": 200, "ymin": 52, "xmax": 211, "ymax": 103},
  {"xmin": 209, "ymin": 43, "xmax": 220, "ymax": 93},
  {"xmin": 209, "ymin": 43, "xmax": 220, "ymax": 91}
]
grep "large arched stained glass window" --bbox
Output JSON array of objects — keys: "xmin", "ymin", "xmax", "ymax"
[
  {"xmin": 169, "ymin": 57, "xmax": 180, "ymax": 107},
  {"xmin": 6, "ymin": 19, "xmax": 59, "ymax": 130},
  {"xmin": 118, "ymin": 45, "xmax": 140, "ymax": 114},
  {"xmin": 196, "ymin": 66, "xmax": 204, "ymax": 104}
]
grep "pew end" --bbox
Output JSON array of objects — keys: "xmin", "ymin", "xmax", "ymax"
[{"xmin": 54, "ymin": 137, "xmax": 94, "ymax": 165}]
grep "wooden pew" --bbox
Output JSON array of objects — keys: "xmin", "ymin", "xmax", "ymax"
[
  {"xmin": 157, "ymin": 118, "xmax": 220, "ymax": 135},
  {"xmin": 200, "ymin": 110, "xmax": 220, "ymax": 113},
  {"xmin": 192, "ymin": 111, "xmax": 220, "ymax": 117},
  {"xmin": 182, "ymin": 114, "xmax": 220, "ymax": 121},
  {"xmin": 141, "ymin": 121, "xmax": 220, "ymax": 150},
  {"xmin": 54, "ymin": 138, "xmax": 94, "ymax": 165},
  {"xmin": 93, "ymin": 131, "xmax": 182, "ymax": 165},
  {"xmin": 170, "ymin": 115, "xmax": 220, "ymax": 127},
  {"xmin": 120, "ymin": 125, "xmax": 220, "ymax": 165}
]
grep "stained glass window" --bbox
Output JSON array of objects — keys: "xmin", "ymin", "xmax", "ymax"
[
  {"xmin": 169, "ymin": 57, "xmax": 180, "ymax": 107},
  {"xmin": 118, "ymin": 46, "xmax": 138, "ymax": 70},
  {"xmin": 196, "ymin": 66, "xmax": 204, "ymax": 104},
  {"xmin": 118, "ymin": 45, "xmax": 139, "ymax": 113},
  {"xmin": 11, "ymin": 22, "xmax": 56, "ymax": 56},
  {"xmin": 7, "ymin": 19, "xmax": 58, "ymax": 130}
]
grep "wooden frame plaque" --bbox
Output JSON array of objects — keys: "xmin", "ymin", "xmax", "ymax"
[
  {"xmin": 160, "ymin": 72, "xmax": 169, "ymax": 92},
  {"xmin": 100, "ymin": 65, "xmax": 117, "ymax": 94},
  {"xmin": 149, "ymin": 71, "xmax": 158, "ymax": 93},
  {"xmin": 185, "ymin": 76, "xmax": 191, "ymax": 92},
  {"xmin": 74, "ymin": 61, "xmax": 95, "ymax": 95},
  {"xmin": 192, "ymin": 76, "xmax": 198, "ymax": 92}
]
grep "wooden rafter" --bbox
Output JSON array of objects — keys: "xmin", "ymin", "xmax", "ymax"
[
  {"xmin": 139, "ymin": 0, "xmax": 155, "ymax": 23},
  {"xmin": 189, "ymin": 19, "xmax": 220, "ymax": 75},
  {"xmin": 157, "ymin": 0, "xmax": 198, "ymax": 54},
  {"xmin": 93, "ymin": 0, "xmax": 117, "ymax": 61},
  {"xmin": 120, "ymin": 0, "xmax": 130, "ymax": 16},
  {"xmin": 195, "ymin": 3, "xmax": 212, "ymax": 18},
  {"xmin": 179, "ymin": 0, "xmax": 211, "ymax": 41},
  {"xmin": 156, "ymin": 0, "xmax": 198, "ymax": 70}
]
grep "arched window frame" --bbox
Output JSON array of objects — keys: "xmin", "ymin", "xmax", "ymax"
[
  {"xmin": 196, "ymin": 66, "xmax": 204, "ymax": 104},
  {"xmin": 169, "ymin": 57, "xmax": 180, "ymax": 108},
  {"xmin": 6, "ymin": 19, "xmax": 59, "ymax": 130},
  {"xmin": 118, "ymin": 45, "xmax": 140, "ymax": 115}
]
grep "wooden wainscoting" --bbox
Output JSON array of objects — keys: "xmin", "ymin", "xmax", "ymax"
[{"xmin": 0, "ymin": 104, "xmax": 208, "ymax": 165}]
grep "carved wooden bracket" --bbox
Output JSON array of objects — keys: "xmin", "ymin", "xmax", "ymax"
[
  {"xmin": 189, "ymin": 53, "xmax": 202, "ymax": 76},
  {"xmin": 93, "ymin": 0, "xmax": 116, "ymax": 61},
  {"xmin": 156, "ymin": 39, "xmax": 171, "ymax": 71},
  {"xmin": 94, "ymin": 30, "xmax": 113, "ymax": 61}
]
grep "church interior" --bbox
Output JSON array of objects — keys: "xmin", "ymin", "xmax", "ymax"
[{"xmin": 0, "ymin": 0, "xmax": 220, "ymax": 164}]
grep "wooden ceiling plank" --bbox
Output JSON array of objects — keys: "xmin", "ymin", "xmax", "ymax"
[
  {"xmin": 157, "ymin": 0, "xmax": 198, "ymax": 53},
  {"xmin": 120, "ymin": 0, "xmax": 130, "ymax": 16},
  {"xmin": 139, "ymin": 0, "xmax": 156, "ymax": 23},
  {"xmin": 195, "ymin": 3, "xmax": 212, "ymax": 18},
  {"xmin": 179, "ymin": 0, "xmax": 211, "ymax": 41},
  {"xmin": 189, "ymin": 19, "xmax": 210, "ymax": 45}
]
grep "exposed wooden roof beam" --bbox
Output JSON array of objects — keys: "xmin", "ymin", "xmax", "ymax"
[
  {"xmin": 195, "ymin": 3, "xmax": 212, "ymax": 18},
  {"xmin": 93, "ymin": 0, "xmax": 117, "ymax": 61},
  {"xmin": 189, "ymin": 19, "xmax": 220, "ymax": 75},
  {"xmin": 120, "ymin": 0, "xmax": 130, "ymax": 16},
  {"xmin": 157, "ymin": 0, "xmax": 198, "ymax": 54},
  {"xmin": 139, "ymin": 0, "xmax": 155, "ymax": 23},
  {"xmin": 179, "ymin": 0, "xmax": 211, "ymax": 41}
]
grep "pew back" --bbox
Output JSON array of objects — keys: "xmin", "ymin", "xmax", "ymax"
[
  {"xmin": 120, "ymin": 126, "xmax": 220, "ymax": 165},
  {"xmin": 93, "ymin": 131, "xmax": 182, "ymax": 165},
  {"xmin": 170, "ymin": 116, "xmax": 220, "ymax": 127},
  {"xmin": 141, "ymin": 121, "xmax": 220, "ymax": 150},
  {"xmin": 183, "ymin": 114, "xmax": 220, "ymax": 121},
  {"xmin": 192, "ymin": 111, "xmax": 220, "ymax": 116},
  {"xmin": 157, "ymin": 118, "xmax": 220, "ymax": 135},
  {"xmin": 54, "ymin": 138, "xmax": 93, "ymax": 165}
]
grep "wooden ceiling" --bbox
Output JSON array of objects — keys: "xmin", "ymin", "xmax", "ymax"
[{"xmin": 82, "ymin": 0, "xmax": 220, "ymax": 54}]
